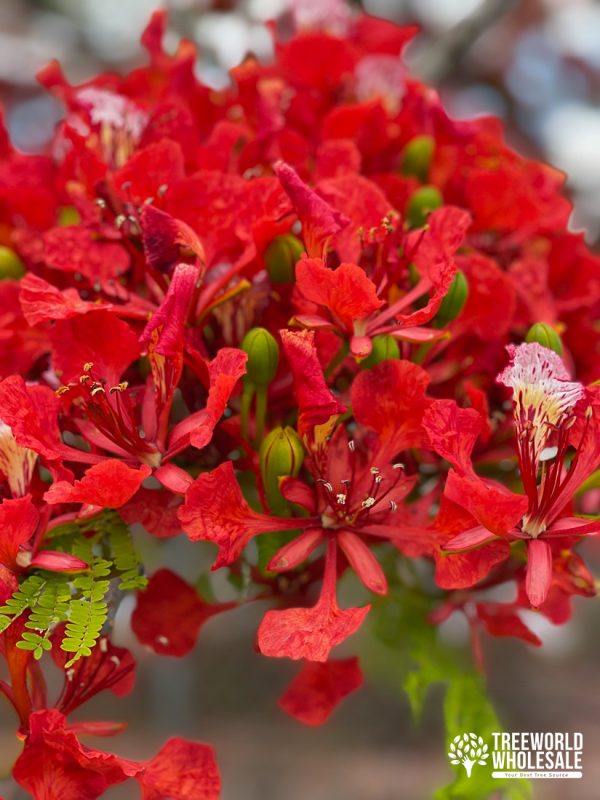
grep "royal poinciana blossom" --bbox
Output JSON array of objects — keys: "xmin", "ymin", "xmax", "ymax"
[{"xmin": 0, "ymin": 3, "xmax": 598, "ymax": 797}]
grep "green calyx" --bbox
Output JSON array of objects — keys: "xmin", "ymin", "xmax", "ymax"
[
  {"xmin": 525, "ymin": 322, "xmax": 563, "ymax": 355},
  {"xmin": 434, "ymin": 271, "xmax": 469, "ymax": 328},
  {"xmin": 401, "ymin": 135, "xmax": 435, "ymax": 182},
  {"xmin": 0, "ymin": 246, "xmax": 25, "ymax": 280},
  {"xmin": 361, "ymin": 335, "xmax": 400, "ymax": 369},
  {"xmin": 241, "ymin": 327, "xmax": 279, "ymax": 387},
  {"xmin": 259, "ymin": 426, "xmax": 304, "ymax": 514},
  {"xmin": 265, "ymin": 234, "xmax": 305, "ymax": 284},
  {"xmin": 406, "ymin": 185, "xmax": 443, "ymax": 229}
]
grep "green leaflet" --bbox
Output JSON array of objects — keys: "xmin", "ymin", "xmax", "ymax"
[
  {"xmin": 0, "ymin": 574, "xmax": 47, "ymax": 635},
  {"xmin": 0, "ymin": 510, "xmax": 147, "ymax": 665}
]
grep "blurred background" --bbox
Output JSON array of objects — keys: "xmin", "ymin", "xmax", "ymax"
[{"xmin": 1, "ymin": 1, "xmax": 600, "ymax": 798}]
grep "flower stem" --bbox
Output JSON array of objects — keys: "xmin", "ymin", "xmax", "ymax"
[
  {"xmin": 324, "ymin": 340, "xmax": 349, "ymax": 379},
  {"xmin": 240, "ymin": 382, "xmax": 255, "ymax": 442}
]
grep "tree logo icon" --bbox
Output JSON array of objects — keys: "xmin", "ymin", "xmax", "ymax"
[{"xmin": 448, "ymin": 733, "xmax": 489, "ymax": 777}]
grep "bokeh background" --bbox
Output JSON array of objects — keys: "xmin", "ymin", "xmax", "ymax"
[{"xmin": 0, "ymin": 1, "xmax": 599, "ymax": 798}]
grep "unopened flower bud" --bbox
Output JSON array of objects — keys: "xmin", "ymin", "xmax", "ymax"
[
  {"xmin": 265, "ymin": 234, "xmax": 305, "ymax": 284},
  {"xmin": 241, "ymin": 327, "xmax": 279, "ymax": 387},
  {"xmin": 260, "ymin": 426, "xmax": 304, "ymax": 513},
  {"xmin": 525, "ymin": 322, "xmax": 563, "ymax": 356},
  {"xmin": 406, "ymin": 185, "xmax": 443, "ymax": 229},
  {"xmin": 401, "ymin": 135, "xmax": 435, "ymax": 182},
  {"xmin": 434, "ymin": 271, "xmax": 469, "ymax": 327},
  {"xmin": 0, "ymin": 246, "xmax": 25, "ymax": 280},
  {"xmin": 361, "ymin": 335, "xmax": 400, "ymax": 369}
]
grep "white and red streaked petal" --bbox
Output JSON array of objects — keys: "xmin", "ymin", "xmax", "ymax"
[
  {"xmin": 0, "ymin": 421, "xmax": 37, "ymax": 497},
  {"xmin": 497, "ymin": 342, "xmax": 584, "ymax": 458}
]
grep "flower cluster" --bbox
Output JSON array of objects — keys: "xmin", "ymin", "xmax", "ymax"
[{"xmin": 0, "ymin": 5, "xmax": 599, "ymax": 797}]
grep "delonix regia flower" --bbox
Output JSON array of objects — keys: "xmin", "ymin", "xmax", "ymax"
[
  {"xmin": 439, "ymin": 343, "xmax": 600, "ymax": 607},
  {"xmin": 0, "ymin": 1, "xmax": 599, "ymax": 797}
]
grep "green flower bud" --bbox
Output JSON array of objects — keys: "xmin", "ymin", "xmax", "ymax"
[
  {"xmin": 361, "ymin": 335, "xmax": 400, "ymax": 369},
  {"xmin": 434, "ymin": 271, "xmax": 469, "ymax": 328},
  {"xmin": 401, "ymin": 135, "xmax": 435, "ymax": 182},
  {"xmin": 57, "ymin": 206, "xmax": 81, "ymax": 226},
  {"xmin": 241, "ymin": 327, "xmax": 279, "ymax": 387},
  {"xmin": 259, "ymin": 426, "xmax": 304, "ymax": 513},
  {"xmin": 406, "ymin": 185, "xmax": 443, "ymax": 229},
  {"xmin": 265, "ymin": 234, "xmax": 305, "ymax": 285},
  {"xmin": 525, "ymin": 322, "xmax": 563, "ymax": 356},
  {"xmin": 0, "ymin": 246, "xmax": 25, "ymax": 280}
]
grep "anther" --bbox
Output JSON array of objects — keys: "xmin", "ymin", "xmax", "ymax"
[
  {"xmin": 392, "ymin": 462, "xmax": 405, "ymax": 470},
  {"xmin": 362, "ymin": 497, "xmax": 376, "ymax": 509},
  {"xmin": 348, "ymin": 440, "xmax": 356, "ymax": 452},
  {"xmin": 389, "ymin": 500, "xmax": 398, "ymax": 512}
]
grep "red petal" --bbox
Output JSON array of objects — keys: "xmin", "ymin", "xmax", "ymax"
[
  {"xmin": 29, "ymin": 551, "xmax": 88, "ymax": 572},
  {"xmin": 316, "ymin": 174, "xmax": 392, "ymax": 262},
  {"xmin": 401, "ymin": 206, "xmax": 470, "ymax": 327},
  {"xmin": 0, "ymin": 495, "xmax": 38, "ymax": 568},
  {"xmin": 268, "ymin": 529, "xmax": 323, "ymax": 571},
  {"xmin": 140, "ymin": 263, "xmax": 199, "ymax": 357},
  {"xmin": 44, "ymin": 462, "xmax": 151, "ymax": 508},
  {"xmin": 257, "ymin": 596, "xmax": 369, "ymax": 662},
  {"xmin": 13, "ymin": 710, "xmax": 132, "ymax": 800},
  {"xmin": 280, "ymin": 329, "xmax": 345, "ymax": 437},
  {"xmin": 296, "ymin": 258, "xmax": 383, "ymax": 332},
  {"xmin": 444, "ymin": 525, "xmax": 499, "ymax": 552},
  {"xmin": 279, "ymin": 657, "xmax": 363, "ymax": 726},
  {"xmin": 274, "ymin": 161, "xmax": 348, "ymax": 257},
  {"xmin": 139, "ymin": 737, "xmax": 220, "ymax": 800},
  {"xmin": 112, "ymin": 139, "xmax": 185, "ymax": 206},
  {"xmin": 43, "ymin": 227, "xmax": 129, "ymax": 284},
  {"xmin": 434, "ymin": 540, "xmax": 510, "ymax": 589},
  {"xmin": 526, "ymin": 538, "xmax": 553, "ymax": 608},
  {"xmin": 51, "ymin": 311, "xmax": 140, "ymax": 386},
  {"xmin": 475, "ymin": 602, "xmax": 541, "ymax": 647},
  {"xmin": 120, "ymin": 487, "xmax": 183, "ymax": 538},
  {"xmin": 445, "ymin": 470, "xmax": 528, "ymax": 537},
  {"xmin": 338, "ymin": 531, "xmax": 387, "ymax": 594},
  {"xmin": 280, "ymin": 477, "xmax": 317, "ymax": 513},
  {"xmin": 131, "ymin": 569, "xmax": 234, "ymax": 657},
  {"xmin": 351, "ymin": 359, "xmax": 430, "ymax": 457},
  {"xmin": 178, "ymin": 462, "xmax": 296, "ymax": 567},
  {"xmin": 423, "ymin": 400, "xmax": 482, "ymax": 476},
  {"xmin": 0, "ymin": 377, "xmax": 67, "ymax": 462},
  {"xmin": 258, "ymin": 540, "xmax": 370, "ymax": 661},
  {"xmin": 19, "ymin": 274, "xmax": 112, "ymax": 326},
  {"xmin": 140, "ymin": 204, "xmax": 205, "ymax": 273},
  {"xmin": 169, "ymin": 348, "xmax": 247, "ymax": 452}
]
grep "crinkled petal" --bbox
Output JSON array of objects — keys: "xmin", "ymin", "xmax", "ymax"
[
  {"xmin": 278, "ymin": 657, "xmax": 363, "ymax": 726},
  {"xmin": 132, "ymin": 568, "xmax": 234, "ymax": 657},
  {"xmin": 178, "ymin": 462, "xmax": 299, "ymax": 568},
  {"xmin": 44, "ymin": 461, "xmax": 151, "ymax": 508}
]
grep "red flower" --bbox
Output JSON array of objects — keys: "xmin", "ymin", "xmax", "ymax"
[
  {"xmin": 13, "ymin": 709, "xmax": 220, "ymax": 800},
  {"xmin": 434, "ymin": 344, "xmax": 600, "ymax": 607},
  {"xmin": 291, "ymin": 206, "xmax": 471, "ymax": 357}
]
